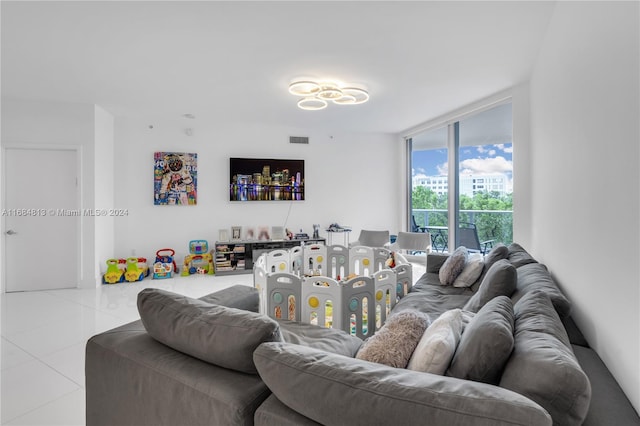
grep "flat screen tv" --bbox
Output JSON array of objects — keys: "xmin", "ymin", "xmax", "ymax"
[{"xmin": 229, "ymin": 157, "xmax": 304, "ymax": 201}]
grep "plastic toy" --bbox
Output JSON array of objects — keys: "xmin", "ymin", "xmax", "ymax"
[
  {"xmin": 124, "ymin": 257, "xmax": 150, "ymax": 282},
  {"xmin": 181, "ymin": 240, "xmax": 214, "ymax": 276},
  {"xmin": 153, "ymin": 248, "xmax": 178, "ymax": 279},
  {"xmin": 103, "ymin": 258, "xmax": 125, "ymax": 284}
]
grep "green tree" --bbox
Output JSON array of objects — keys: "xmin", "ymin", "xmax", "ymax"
[{"xmin": 411, "ymin": 188, "xmax": 513, "ymax": 245}]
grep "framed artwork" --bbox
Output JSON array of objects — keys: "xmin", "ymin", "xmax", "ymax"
[
  {"xmin": 231, "ymin": 226, "xmax": 242, "ymax": 240},
  {"xmin": 229, "ymin": 157, "xmax": 304, "ymax": 201},
  {"xmin": 218, "ymin": 229, "xmax": 229, "ymax": 242},
  {"xmin": 243, "ymin": 226, "xmax": 256, "ymax": 240},
  {"xmin": 154, "ymin": 152, "xmax": 198, "ymax": 205},
  {"xmin": 271, "ymin": 226, "xmax": 284, "ymax": 241}
]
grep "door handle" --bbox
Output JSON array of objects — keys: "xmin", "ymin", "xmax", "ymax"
[{"xmin": 5, "ymin": 229, "xmax": 17, "ymax": 235}]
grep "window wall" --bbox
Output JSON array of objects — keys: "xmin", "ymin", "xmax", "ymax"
[{"xmin": 408, "ymin": 102, "xmax": 513, "ymax": 253}]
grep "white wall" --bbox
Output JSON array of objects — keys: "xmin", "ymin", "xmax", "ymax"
[
  {"xmin": 113, "ymin": 118, "xmax": 401, "ymax": 262},
  {"xmin": 93, "ymin": 105, "xmax": 115, "ymax": 285},
  {"xmin": 1, "ymin": 99, "xmax": 100, "ymax": 288},
  {"xmin": 529, "ymin": 1, "xmax": 639, "ymax": 412}
]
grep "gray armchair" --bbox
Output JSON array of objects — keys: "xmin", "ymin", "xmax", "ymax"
[{"xmin": 349, "ymin": 229, "xmax": 390, "ymax": 248}]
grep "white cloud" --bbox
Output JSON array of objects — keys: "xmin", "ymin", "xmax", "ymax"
[
  {"xmin": 489, "ymin": 149, "xmax": 496, "ymax": 156},
  {"xmin": 459, "ymin": 156, "xmax": 512, "ymax": 175},
  {"xmin": 412, "ymin": 167, "xmax": 427, "ymax": 176},
  {"xmin": 436, "ymin": 162, "xmax": 448, "ymax": 175}
]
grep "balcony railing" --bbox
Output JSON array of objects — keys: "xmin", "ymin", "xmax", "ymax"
[{"xmin": 412, "ymin": 208, "xmax": 514, "ymax": 247}]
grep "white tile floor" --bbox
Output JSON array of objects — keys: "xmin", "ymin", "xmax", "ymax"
[{"xmin": 0, "ymin": 274, "xmax": 253, "ymax": 425}]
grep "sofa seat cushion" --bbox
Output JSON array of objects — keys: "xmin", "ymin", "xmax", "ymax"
[
  {"xmin": 500, "ymin": 291, "xmax": 591, "ymax": 426},
  {"xmin": 254, "ymin": 342, "xmax": 552, "ymax": 426},
  {"xmin": 138, "ymin": 288, "xmax": 282, "ymax": 374},
  {"xmin": 448, "ymin": 296, "xmax": 515, "ymax": 385},
  {"xmin": 254, "ymin": 395, "xmax": 321, "ymax": 426},
  {"xmin": 464, "ymin": 259, "xmax": 517, "ymax": 313},
  {"xmin": 277, "ymin": 320, "xmax": 362, "ymax": 357},
  {"xmin": 393, "ymin": 283, "xmax": 472, "ymax": 319},
  {"xmin": 511, "ymin": 262, "xmax": 572, "ymax": 317}
]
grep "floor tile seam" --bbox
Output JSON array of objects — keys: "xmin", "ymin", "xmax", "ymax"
[
  {"xmin": 2, "ymin": 386, "xmax": 83, "ymax": 426},
  {"xmin": 44, "ymin": 289, "xmax": 104, "ymax": 311},
  {"xmin": 0, "ymin": 336, "xmax": 37, "ymax": 370},
  {"xmin": 1, "ymin": 320, "xmax": 93, "ymax": 360},
  {"xmin": 38, "ymin": 348, "xmax": 87, "ymax": 389}
]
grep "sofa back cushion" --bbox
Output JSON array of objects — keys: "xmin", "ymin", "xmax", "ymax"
[
  {"xmin": 463, "ymin": 259, "xmax": 517, "ymax": 313},
  {"xmin": 500, "ymin": 290, "xmax": 591, "ymax": 425},
  {"xmin": 507, "ymin": 243, "xmax": 538, "ymax": 268},
  {"xmin": 138, "ymin": 288, "xmax": 282, "ymax": 374},
  {"xmin": 511, "ymin": 262, "xmax": 572, "ymax": 317},
  {"xmin": 254, "ymin": 342, "xmax": 552, "ymax": 426},
  {"xmin": 447, "ymin": 296, "xmax": 515, "ymax": 385}
]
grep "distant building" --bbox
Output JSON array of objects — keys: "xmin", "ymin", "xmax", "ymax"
[{"xmin": 413, "ymin": 173, "xmax": 510, "ymax": 197}]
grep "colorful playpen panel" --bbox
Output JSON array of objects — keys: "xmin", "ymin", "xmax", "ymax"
[{"xmin": 254, "ymin": 245, "xmax": 412, "ymax": 338}]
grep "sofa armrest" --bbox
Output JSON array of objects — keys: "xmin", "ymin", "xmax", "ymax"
[
  {"xmin": 254, "ymin": 342, "xmax": 551, "ymax": 426},
  {"xmin": 199, "ymin": 284, "xmax": 260, "ymax": 312},
  {"xmin": 426, "ymin": 252, "xmax": 449, "ymax": 273},
  {"xmin": 86, "ymin": 321, "xmax": 270, "ymax": 426}
]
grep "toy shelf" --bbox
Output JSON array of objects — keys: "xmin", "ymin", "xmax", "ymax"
[{"xmin": 214, "ymin": 238, "xmax": 326, "ymax": 276}]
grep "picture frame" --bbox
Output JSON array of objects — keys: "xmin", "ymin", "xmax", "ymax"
[
  {"xmin": 271, "ymin": 226, "xmax": 284, "ymax": 241},
  {"xmin": 154, "ymin": 152, "xmax": 198, "ymax": 205},
  {"xmin": 231, "ymin": 226, "xmax": 242, "ymax": 241},
  {"xmin": 243, "ymin": 226, "xmax": 256, "ymax": 240},
  {"xmin": 229, "ymin": 157, "xmax": 304, "ymax": 202},
  {"xmin": 218, "ymin": 229, "xmax": 229, "ymax": 242}
]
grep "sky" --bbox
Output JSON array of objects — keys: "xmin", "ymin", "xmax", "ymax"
[{"xmin": 412, "ymin": 143, "xmax": 513, "ymax": 183}]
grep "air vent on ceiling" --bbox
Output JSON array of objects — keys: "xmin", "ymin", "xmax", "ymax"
[{"xmin": 289, "ymin": 136, "xmax": 309, "ymax": 144}]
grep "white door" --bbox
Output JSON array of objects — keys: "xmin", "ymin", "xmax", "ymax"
[{"xmin": 4, "ymin": 147, "xmax": 79, "ymax": 292}]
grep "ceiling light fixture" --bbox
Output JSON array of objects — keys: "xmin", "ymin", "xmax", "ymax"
[{"xmin": 289, "ymin": 79, "xmax": 369, "ymax": 110}]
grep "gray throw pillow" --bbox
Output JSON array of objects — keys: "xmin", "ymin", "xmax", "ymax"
[
  {"xmin": 439, "ymin": 246, "xmax": 469, "ymax": 286},
  {"xmin": 447, "ymin": 296, "xmax": 515, "ymax": 385},
  {"xmin": 138, "ymin": 288, "xmax": 282, "ymax": 374},
  {"xmin": 472, "ymin": 243, "xmax": 509, "ymax": 292},
  {"xmin": 452, "ymin": 253, "xmax": 484, "ymax": 288},
  {"xmin": 407, "ymin": 309, "xmax": 463, "ymax": 375},
  {"xmin": 463, "ymin": 259, "xmax": 517, "ymax": 313},
  {"xmin": 356, "ymin": 310, "xmax": 430, "ymax": 368}
]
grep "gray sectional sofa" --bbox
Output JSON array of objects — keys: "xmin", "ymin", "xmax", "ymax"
[{"xmin": 86, "ymin": 244, "xmax": 639, "ymax": 426}]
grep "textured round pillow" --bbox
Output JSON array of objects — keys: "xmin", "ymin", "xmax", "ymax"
[{"xmin": 439, "ymin": 246, "xmax": 469, "ymax": 286}]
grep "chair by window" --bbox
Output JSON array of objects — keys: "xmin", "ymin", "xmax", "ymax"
[
  {"xmin": 411, "ymin": 215, "xmax": 420, "ymax": 233},
  {"xmin": 350, "ymin": 230, "xmax": 390, "ymax": 248},
  {"xmin": 389, "ymin": 231, "xmax": 432, "ymax": 265},
  {"xmin": 458, "ymin": 222, "xmax": 494, "ymax": 255}
]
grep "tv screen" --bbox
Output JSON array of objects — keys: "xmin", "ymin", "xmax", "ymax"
[{"xmin": 229, "ymin": 157, "xmax": 304, "ymax": 201}]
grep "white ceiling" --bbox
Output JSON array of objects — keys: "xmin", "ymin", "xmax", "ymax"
[{"xmin": 1, "ymin": 1, "xmax": 556, "ymax": 134}]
